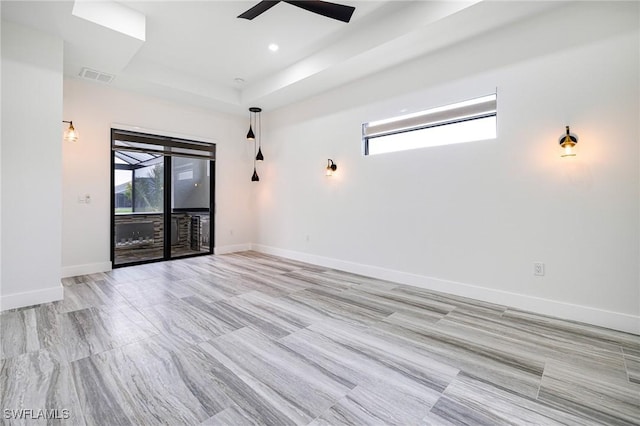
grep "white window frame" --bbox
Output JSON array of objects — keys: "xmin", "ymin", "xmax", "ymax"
[{"xmin": 362, "ymin": 94, "xmax": 497, "ymax": 156}]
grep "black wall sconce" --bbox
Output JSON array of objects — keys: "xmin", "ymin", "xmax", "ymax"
[
  {"xmin": 326, "ymin": 159, "xmax": 337, "ymax": 176},
  {"xmin": 62, "ymin": 120, "xmax": 78, "ymax": 142},
  {"xmin": 559, "ymin": 125, "xmax": 578, "ymax": 157}
]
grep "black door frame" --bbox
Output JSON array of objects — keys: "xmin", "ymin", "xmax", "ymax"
[{"xmin": 110, "ymin": 128, "xmax": 216, "ymax": 268}]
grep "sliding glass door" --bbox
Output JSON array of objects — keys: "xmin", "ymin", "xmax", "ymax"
[{"xmin": 111, "ymin": 129, "xmax": 215, "ymax": 267}]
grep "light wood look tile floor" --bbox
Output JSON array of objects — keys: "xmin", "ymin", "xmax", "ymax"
[{"xmin": 1, "ymin": 252, "xmax": 639, "ymax": 425}]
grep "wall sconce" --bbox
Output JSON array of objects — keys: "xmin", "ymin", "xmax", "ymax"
[
  {"xmin": 326, "ymin": 159, "xmax": 337, "ymax": 176},
  {"xmin": 62, "ymin": 120, "xmax": 78, "ymax": 142},
  {"xmin": 559, "ymin": 125, "xmax": 578, "ymax": 157}
]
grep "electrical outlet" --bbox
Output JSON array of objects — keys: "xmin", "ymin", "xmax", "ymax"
[{"xmin": 534, "ymin": 262, "xmax": 545, "ymax": 276}]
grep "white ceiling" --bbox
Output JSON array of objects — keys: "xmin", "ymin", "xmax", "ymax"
[{"xmin": 1, "ymin": 1, "xmax": 563, "ymax": 115}]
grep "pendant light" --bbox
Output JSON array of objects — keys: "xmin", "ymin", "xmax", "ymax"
[
  {"xmin": 247, "ymin": 107, "xmax": 261, "ymax": 141},
  {"xmin": 251, "ymin": 134, "xmax": 260, "ymax": 182},
  {"xmin": 255, "ymin": 108, "xmax": 264, "ymax": 161},
  {"xmin": 248, "ymin": 107, "xmax": 262, "ymax": 181}
]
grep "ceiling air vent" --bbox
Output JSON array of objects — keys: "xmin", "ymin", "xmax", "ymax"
[{"xmin": 79, "ymin": 67, "xmax": 114, "ymax": 84}]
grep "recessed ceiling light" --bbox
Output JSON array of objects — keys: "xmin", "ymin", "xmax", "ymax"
[{"xmin": 268, "ymin": 43, "xmax": 279, "ymax": 52}]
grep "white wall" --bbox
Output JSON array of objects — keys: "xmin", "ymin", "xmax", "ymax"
[
  {"xmin": 1, "ymin": 21, "xmax": 64, "ymax": 310},
  {"xmin": 254, "ymin": 2, "xmax": 640, "ymax": 333},
  {"xmin": 62, "ymin": 79, "xmax": 255, "ymax": 277}
]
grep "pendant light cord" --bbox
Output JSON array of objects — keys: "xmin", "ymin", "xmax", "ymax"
[{"xmin": 258, "ymin": 111, "xmax": 261, "ymax": 149}]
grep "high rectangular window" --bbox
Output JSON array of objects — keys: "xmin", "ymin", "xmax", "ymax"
[{"xmin": 363, "ymin": 94, "xmax": 497, "ymax": 155}]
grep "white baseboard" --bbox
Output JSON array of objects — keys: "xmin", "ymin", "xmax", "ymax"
[
  {"xmin": 215, "ymin": 243, "xmax": 252, "ymax": 255},
  {"xmin": 60, "ymin": 247, "xmax": 253, "ymax": 277},
  {"xmin": 61, "ymin": 261, "xmax": 112, "ymax": 278},
  {"xmin": 0, "ymin": 285, "xmax": 64, "ymax": 312},
  {"xmin": 251, "ymin": 244, "xmax": 640, "ymax": 335}
]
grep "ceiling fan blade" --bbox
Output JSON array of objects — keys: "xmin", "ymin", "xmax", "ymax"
[
  {"xmin": 238, "ymin": 1, "xmax": 280, "ymax": 20},
  {"xmin": 284, "ymin": 1, "xmax": 355, "ymax": 23}
]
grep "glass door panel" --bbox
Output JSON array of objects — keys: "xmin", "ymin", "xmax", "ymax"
[
  {"xmin": 113, "ymin": 152, "xmax": 165, "ymax": 266},
  {"xmin": 170, "ymin": 157, "xmax": 211, "ymax": 259}
]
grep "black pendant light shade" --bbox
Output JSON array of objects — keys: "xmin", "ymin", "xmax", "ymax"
[
  {"xmin": 256, "ymin": 146, "xmax": 264, "ymax": 161},
  {"xmin": 246, "ymin": 125, "xmax": 255, "ymax": 140},
  {"xmin": 251, "ymin": 168, "xmax": 260, "ymax": 181}
]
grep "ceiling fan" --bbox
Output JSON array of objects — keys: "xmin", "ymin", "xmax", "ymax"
[{"xmin": 238, "ymin": 1, "xmax": 356, "ymax": 23}]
